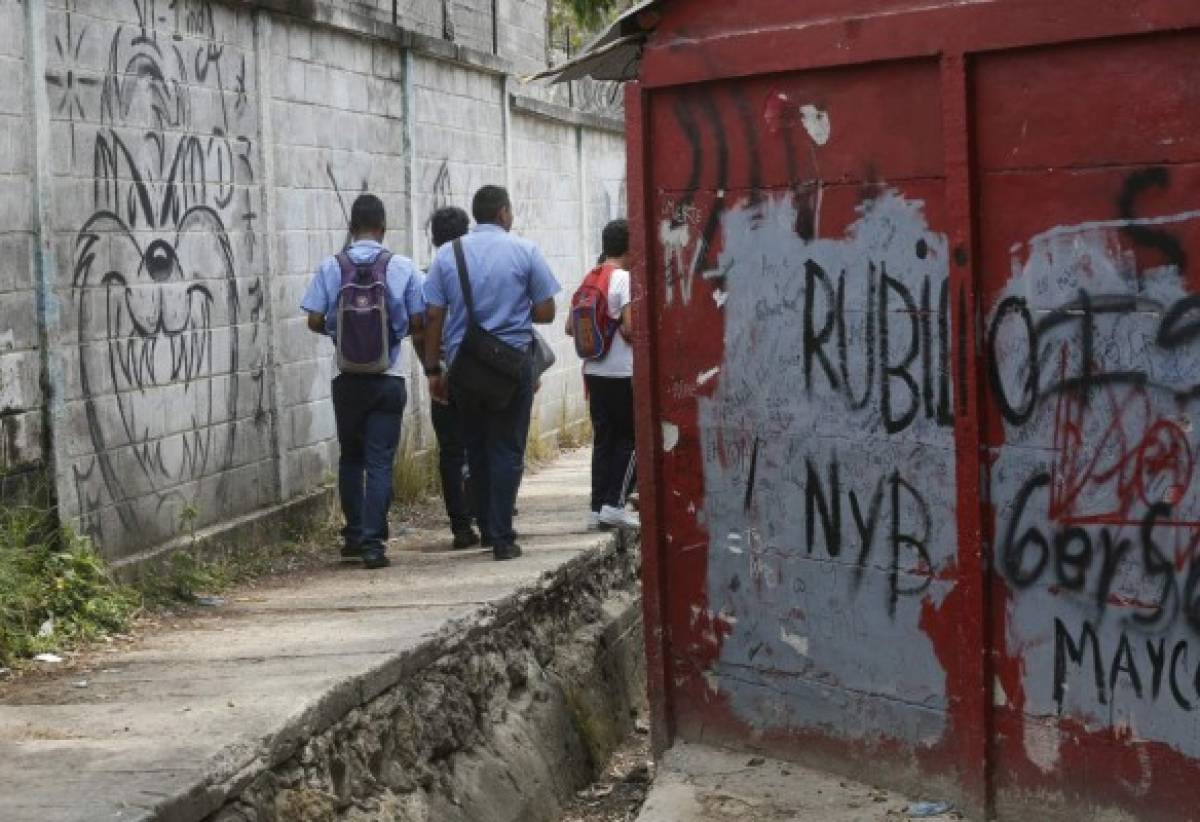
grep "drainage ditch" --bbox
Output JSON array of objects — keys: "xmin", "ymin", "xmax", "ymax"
[{"xmin": 204, "ymin": 538, "xmax": 646, "ymax": 822}]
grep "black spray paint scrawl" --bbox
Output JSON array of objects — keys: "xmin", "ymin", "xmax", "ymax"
[{"xmin": 71, "ymin": 2, "xmax": 255, "ymax": 542}]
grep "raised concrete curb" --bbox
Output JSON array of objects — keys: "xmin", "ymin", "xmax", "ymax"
[
  {"xmin": 0, "ymin": 451, "xmax": 644, "ymax": 822},
  {"xmin": 110, "ymin": 487, "xmax": 337, "ymax": 582}
]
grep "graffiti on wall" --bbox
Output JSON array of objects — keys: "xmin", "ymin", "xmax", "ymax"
[
  {"xmin": 327, "ymin": 162, "xmax": 369, "ymax": 250},
  {"xmin": 45, "ymin": 1, "xmax": 99, "ymax": 159},
  {"xmin": 989, "ymin": 167, "xmax": 1200, "ymax": 759},
  {"xmin": 652, "ymin": 76, "xmax": 965, "ymax": 743},
  {"xmin": 66, "ymin": 0, "xmax": 264, "ymax": 544},
  {"xmin": 696, "ymin": 190, "xmax": 959, "ymax": 739}
]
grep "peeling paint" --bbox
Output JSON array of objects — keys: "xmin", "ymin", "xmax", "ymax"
[
  {"xmin": 698, "ymin": 189, "xmax": 954, "ymax": 742},
  {"xmin": 990, "ymin": 208, "xmax": 1200, "ymax": 759},
  {"xmin": 660, "ymin": 217, "xmax": 699, "ymax": 306},
  {"xmin": 662, "ymin": 421, "xmax": 680, "ymax": 452},
  {"xmin": 1023, "ymin": 722, "xmax": 1061, "ymax": 773},
  {"xmin": 780, "ymin": 627, "xmax": 809, "ymax": 657},
  {"xmin": 800, "ymin": 104, "xmax": 831, "ymax": 146}
]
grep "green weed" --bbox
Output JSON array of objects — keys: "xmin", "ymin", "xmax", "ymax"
[
  {"xmin": 0, "ymin": 503, "xmax": 138, "ymax": 666},
  {"xmin": 135, "ymin": 529, "xmax": 335, "ymax": 609}
]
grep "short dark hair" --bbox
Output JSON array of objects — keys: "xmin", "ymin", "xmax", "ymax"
[
  {"xmin": 430, "ymin": 206, "xmax": 470, "ymax": 247},
  {"xmin": 350, "ymin": 194, "xmax": 386, "ymax": 236},
  {"xmin": 601, "ymin": 219, "xmax": 629, "ymax": 259},
  {"xmin": 472, "ymin": 185, "xmax": 511, "ymax": 225}
]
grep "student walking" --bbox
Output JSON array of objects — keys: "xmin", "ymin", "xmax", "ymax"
[
  {"xmin": 301, "ymin": 194, "xmax": 425, "ymax": 569},
  {"xmin": 425, "ymin": 206, "xmax": 479, "ymax": 550},
  {"xmin": 569, "ymin": 219, "xmax": 639, "ymax": 530},
  {"xmin": 422, "ymin": 186, "xmax": 561, "ymax": 561}
]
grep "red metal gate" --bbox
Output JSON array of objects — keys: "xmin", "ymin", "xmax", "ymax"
[{"xmin": 626, "ymin": 2, "xmax": 1200, "ymax": 818}]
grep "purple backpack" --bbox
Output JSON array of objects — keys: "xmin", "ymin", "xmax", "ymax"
[{"xmin": 334, "ymin": 251, "xmax": 392, "ymax": 374}]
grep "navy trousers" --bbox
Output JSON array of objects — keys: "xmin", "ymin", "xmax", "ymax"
[
  {"xmin": 332, "ymin": 374, "xmax": 407, "ymax": 553},
  {"xmin": 456, "ymin": 358, "xmax": 534, "ymax": 547}
]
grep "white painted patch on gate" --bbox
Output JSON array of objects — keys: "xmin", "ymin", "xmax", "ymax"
[
  {"xmin": 1023, "ymin": 722, "xmax": 1061, "ymax": 773},
  {"xmin": 800, "ymin": 105, "xmax": 831, "ymax": 146},
  {"xmin": 661, "ymin": 421, "xmax": 680, "ymax": 452},
  {"xmin": 780, "ymin": 627, "xmax": 809, "ymax": 657}
]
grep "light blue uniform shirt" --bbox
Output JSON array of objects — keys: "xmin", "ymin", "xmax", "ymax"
[
  {"xmin": 423, "ymin": 224, "xmax": 562, "ymax": 363},
  {"xmin": 300, "ymin": 240, "xmax": 425, "ymax": 376}
]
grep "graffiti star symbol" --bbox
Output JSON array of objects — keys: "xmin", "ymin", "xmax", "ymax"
[{"xmin": 45, "ymin": 9, "xmax": 97, "ymax": 160}]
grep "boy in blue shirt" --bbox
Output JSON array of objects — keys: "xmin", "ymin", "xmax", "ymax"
[
  {"xmin": 422, "ymin": 186, "xmax": 561, "ymax": 561},
  {"xmin": 301, "ymin": 194, "xmax": 425, "ymax": 569},
  {"xmin": 425, "ymin": 205, "xmax": 478, "ymax": 549}
]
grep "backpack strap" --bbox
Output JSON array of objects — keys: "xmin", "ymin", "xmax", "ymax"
[
  {"xmin": 370, "ymin": 251, "xmax": 392, "ymax": 283},
  {"xmin": 595, "ymin": 262, "xmax": 616, "ymax": 293},
  {"xmin": 336, "ymin": 251, "xmax": 391, "ymax": 285},
  {"xmin": 596, "ymin": 264, "xmax": 623, "ymax": 333},
  {"xmin": 335, "ymin": 252, "xmax": 356, "ymax": 284},
  {"xmin": 452, "ymin": 239, "xmax": 477, "ymax": 326}
]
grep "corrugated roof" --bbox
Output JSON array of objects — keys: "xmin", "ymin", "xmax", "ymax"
[{"xmin": 526, "ymin": 0, "xmax": 663, "ymax": 84}]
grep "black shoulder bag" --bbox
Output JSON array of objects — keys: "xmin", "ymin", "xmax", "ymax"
[{"xmin": 447, "ymin": 238, "xmax": 528, "ymax": 411}]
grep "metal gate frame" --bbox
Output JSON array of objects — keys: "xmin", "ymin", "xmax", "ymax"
[{"xmin": 625, "ymin": 2, "xmax": 1200, "ymax": 818}]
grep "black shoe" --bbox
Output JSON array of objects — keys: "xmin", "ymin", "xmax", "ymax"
[
  {"xmin": 362, "ymin": 549, "xmax": 391, "ymax": 569},
  {"xmin": 493, "ymin": 542, "xmax": 522, "ymax": 561},
  {"xmin": 340, "ymin": 543, "xmax": 362, "ymax": 561},
  {"xmin": 452, "ymin": 528, "xmax": 480, "ymax": 550}
]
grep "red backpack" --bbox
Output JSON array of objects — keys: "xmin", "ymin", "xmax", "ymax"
[{"xmin": 570, "ymin": 263, "xmax": 619, "ymax": 361}]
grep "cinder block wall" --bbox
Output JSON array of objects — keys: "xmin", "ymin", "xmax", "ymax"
[
  {"xmin": 9, "ymin": 0, "xmax": 625, "ymax": 565},
  {"xmin": 0, "ymin": 0, "xmax": 41, "ymax": 500}
]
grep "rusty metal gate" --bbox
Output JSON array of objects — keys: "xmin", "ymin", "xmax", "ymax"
[{"xmin": 626, "ymin": 1, "xmax": 1200, "ymax": 818}]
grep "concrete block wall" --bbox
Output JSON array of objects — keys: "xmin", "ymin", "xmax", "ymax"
[
  {"xmin": 510, "ymin": 111, "xmax": 584, "ymax": 435},
  {"xmin": 319, "ymin": 0, "xmax": 547, "ymax": 70},
  {"xmin": 405, "ymin": 53, "xmax": 506, "ymax": 451},
  {"xmin": 583, "ymin": 128, "xmax": 627, "ymax": 264},
  {"xmin": 497, "ymin": 0, "xmax": 547, "ymax": 74},
  {"xmin": 0, "ymin": 0, "xmax": 41, "ymax": 497},
  {"xmin": 410, "ymin": 55, "xmax": 504, "ymax": 269},
  {"xmin": 46, "ymin": 0, "xmax": 274, "ymax": 552},
  {"xmin": 446, "ymin": 0, "xmax": 494, "ymax": 55},
  {"xmin": 8, "ymin": 0, "xmax": 624, "ymax": 564},
  {"xmin": 270, "ymin": 17, "xmax": 411, "ymax": 500},
  {"xmin": 354, "ymin": 0, "xmax": 443, "ymax": 39}
]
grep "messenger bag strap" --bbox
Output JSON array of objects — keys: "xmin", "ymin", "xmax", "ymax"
[{"xmin": 452, "ymin": 239, "xmax": 477, "ymax": 326}]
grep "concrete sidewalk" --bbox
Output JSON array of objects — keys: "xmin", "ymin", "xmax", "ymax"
[
  {"xmin": 636, "ymin": 744, "xmax": 959, "ymax": 822},
  {"xmin": 0, "ymin": 450, "xmax": 638, "ymax": 822}
]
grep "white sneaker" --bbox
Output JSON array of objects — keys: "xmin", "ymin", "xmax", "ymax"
[
  {"xmin": 587, "ymin": 511, "xmax": 616, "ymax": 532},
  {"xmin": 599, "ymin": 505, "xmax": 640, "ymax": 529}
]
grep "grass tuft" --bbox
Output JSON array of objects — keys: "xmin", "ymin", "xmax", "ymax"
[
  {"xmin": 557, "ymin": 400, "xmax": 592, "ymax": 450},
  {"xmin": 525, "ymin": 413, "xmax": 560, "ymax": 467},
  {"xmin": 392, "ymin": 445, "xmax": 441, "ymax": 509},
  {"xmin": 0, "ymin": 503, "xmax": 138, "ymax": 666},
  {"xmin": 134, "ymin": 529, "xmax": 337, "ymax": 609}
]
